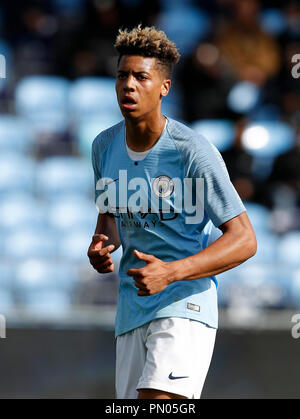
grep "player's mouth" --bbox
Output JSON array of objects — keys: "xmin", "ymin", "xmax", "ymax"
[{"xmin": 121, "ymin": 96, "xmax": 137, "ymax": 110}]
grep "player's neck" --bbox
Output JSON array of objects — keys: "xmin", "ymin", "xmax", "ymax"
[{"xmin": 125, "ymin": 112, "xmax": 166, "ymax": 152}]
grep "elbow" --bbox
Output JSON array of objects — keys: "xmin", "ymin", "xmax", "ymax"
[{"xmin": 242, "ymin": 230, "xmax": 257, "ymax": 261}]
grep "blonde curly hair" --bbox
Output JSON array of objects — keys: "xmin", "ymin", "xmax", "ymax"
[{"xmin": 114, "ymin": 25, "xmax": 180, "ymax": 77}]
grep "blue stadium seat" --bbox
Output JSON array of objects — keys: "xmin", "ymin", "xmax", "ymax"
[
  {"xmin": 278, "ymin": 232, "xmax": 300, "ymax": 268},
  {"xmin": 77, "ymin": 117, "xmax": 122, "ymax": 158},
  {"xmin": 244, "ymin": 202, "xmax": 272, "ymax": 232},
  {"xmin": 15, "ymin": 259, "xmax": 79, "ymax": 315},
  {"xmin": 227, "ymin": 82, "xmax": 261, "ymax": 114},
  {"xmin": 4, "ymin": 228, "xmax": 58, "ymax": 260},
  {"xmin": 59, "ymin": 228, "xmax": 122, "ymax": 268},
  {"xmin": 59, "ymin": 229, "xmax": 94, "ymax": 263},
  {"xmin": 0, "ymin": 261, "xmax": 14, "ymax": 289},
  {"xmin": 15, "ymin": 75, "xmax": 70, "ymax": 133},
  {"xmin": 0, "ymin": 261, "xmax": 15, "ymax": 312},
  {"xmin": 240, "ymin": 263, "xmax": 290, "ymax": 308},
  {"xmin": 290, "ymin": 268, "xmax": 300, "ymax": 309},
  {"xmin": 222, "ymin": 262, "xmax": 290, "ymax": 309},
  {"xmin": 0, "ymin": 290, "xmax": 14, "ymax": 313},
  {"xmin": 192, "ymin": 119, "xmax": 235, "ymax": 152},
  {"xmin": 15, "ymin": 258, "xmax": 78, "ymax": 291},
  {"xmin": 0, "ymin": 153, "xmax": 36, "ymax": 195},
  {"xmin": 69, "ymin": 77, "xmax": 122, "ymax": 122},
  {"xmin": 156, "ymin": 6, "xmax": 211, "ymax": 56},
  {"xmin": 48, "ymin": 196, "xmax": 97, "ymax": 233},
  {"xmin": 0, "ymin": 195, "xmax": 48, "ymax": 232},
  {"xmin": 0, "ymin": 115, "xmax": 33, "ymax": 154},
  {"xmin": 216, "ymin": 267, "xmax": 239, "ymax": 308},
  {"xmin": 250, "ymin": 232, "xmax": 278, "ymax": 264},
  {"xmin": 241, "ymin": 121, "xmax": 295, "ymax": 159},
  {"xmin": 21, "ymin": 291, "xmax": 72, "ymax": 316},
  {"xmin": 36, "ymin": 156, "xmax": 93, "ymax": 199}
]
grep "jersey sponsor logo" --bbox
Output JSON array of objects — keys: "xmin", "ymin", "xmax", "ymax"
[
  {"xmin": 95, "ymin": 169, "xmax": 204, "ymax": 224},
  {"xmin": 168, "ymin": 372, "xmax": 189, "ymax": 380}
]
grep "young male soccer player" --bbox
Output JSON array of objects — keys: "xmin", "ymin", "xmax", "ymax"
[{"xmin": 87, "ymin": 26, "xmax": 257, "ymax": 399}]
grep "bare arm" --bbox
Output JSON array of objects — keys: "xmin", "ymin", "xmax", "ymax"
[
  {"xmin": 87, "ymin": 213, "xmax": 121, "ymax": 273},
  {"xmin": 127, "ymin": 211, "xmax": 257, "ymax": 296},
  {"xmin": 169, "ymin": 211, "xmax": 257, "ymax": 282},
  {"xmin": 94, "ymin": 213, "xmax": 121, "ymax": 251}
]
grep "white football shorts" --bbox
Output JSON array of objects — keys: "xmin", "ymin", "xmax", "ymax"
[{"xmin": 115, "ymin": 317, "xmax": 217, "ymax": 399}]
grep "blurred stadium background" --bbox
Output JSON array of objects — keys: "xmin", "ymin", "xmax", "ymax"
[{"xmin": 0, "ymin": 0, "xmax": 300, "ymax": 398}]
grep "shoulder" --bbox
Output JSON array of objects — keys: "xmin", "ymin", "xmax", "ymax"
[
  {"xmin": 92, "ymin": 120, "xmax": 124, "ymax": 155},
  {"xmin": 166, "ymin": 117, "xmax": 220, "ymax": 164}
]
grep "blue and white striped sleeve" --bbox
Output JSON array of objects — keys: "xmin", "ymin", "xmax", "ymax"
[
  {"xmin": 91, "ymin": 135, "xmax": 102, "ymax": 204},
  {"xmin": 189, "ymin": 137, "xmax": 246, "ymax": 228}
]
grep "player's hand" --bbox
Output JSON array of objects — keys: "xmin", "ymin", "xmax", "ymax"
[
  {"xmin": 127, "ymin": 250, "xmax": 173, "ymax": 296},
  {"xmin": 87, "ymin": 234, "xmax": 115, "ymax": 273}
]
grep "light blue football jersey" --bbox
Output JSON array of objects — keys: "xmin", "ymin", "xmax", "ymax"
[{"xmin": 91, "ymin": 116, "xmax": 246, "ymax": 337}]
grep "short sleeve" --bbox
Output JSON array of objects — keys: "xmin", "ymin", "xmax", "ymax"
[
  {"xmin": 91, "ymin": 137, "xmax": 102, "ymax": 204},
  {"xmin": 189, "ymin": 139, "xmax": 246, "ymax": 228}
]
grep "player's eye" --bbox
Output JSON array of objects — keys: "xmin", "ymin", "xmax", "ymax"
[{"xmin": 117, "ymin": 73, "xmax": 127, "ymax": 80}]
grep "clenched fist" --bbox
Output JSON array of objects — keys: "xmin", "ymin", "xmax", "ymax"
[{"xmin": 87, "ymin": 234, "xmax": 115, "ymax": 273}]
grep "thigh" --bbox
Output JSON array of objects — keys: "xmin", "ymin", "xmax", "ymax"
[
  {"xmin": 189, "ymin": 320, "xmax": 217, "ymax": 399},
  {"xmin": 136, "ymin": 317, "xmax": 216, "ymax": 399},
  {"xmin": 115, "ymin": 326, "xmax": 147, "ymax": 399},
  {"xmin": 138, "ymin": 388, "xmax": 187, "ymax": 399}
]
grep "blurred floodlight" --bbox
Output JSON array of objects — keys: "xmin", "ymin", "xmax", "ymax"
[
  {"xmin": 241, "ymin": 122, "xmax": 295, "ymax": 158},
  {"xmin": 242, "ymin": 126, "xmax": 269, "ymax": 150},
  {"xmin": 227, "ymin": 82, "xmax": 260, "ymax": 113}
]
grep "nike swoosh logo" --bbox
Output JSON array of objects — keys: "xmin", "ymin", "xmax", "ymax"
[
  {"xmin": 168, "ymin": 372, "xmax": 189, "ymax": 380},
  {"xmin": 104, "ymin": 178, "xmax": 119, "ymax": 186}
]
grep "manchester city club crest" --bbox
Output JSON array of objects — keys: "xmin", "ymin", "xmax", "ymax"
[{"xmin": 152, "ymin": 175, "xmax": 174, "ymax": 198}]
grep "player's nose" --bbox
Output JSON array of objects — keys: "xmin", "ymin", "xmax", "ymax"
[{"xmin": 123, "ymin": 74, "xmax": 135, "ymax": 91}]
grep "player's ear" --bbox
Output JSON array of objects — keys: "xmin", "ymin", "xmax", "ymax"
[{"xmin": 160, "ymin": 79, "xmax": 171, "ymax": 98}]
